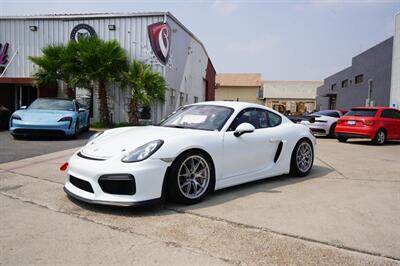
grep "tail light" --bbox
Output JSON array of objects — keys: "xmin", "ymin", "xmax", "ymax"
[{"xmin": 364, "ymin": 120, "xmax": 374, "ymax": 126}]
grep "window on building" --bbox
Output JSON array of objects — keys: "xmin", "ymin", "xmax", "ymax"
[
  {"xmin": 331, "ymin": 83, "xmax": 337, "ymax": 90},
  {"xmin": 179, "ymin": 92, "xmax": 184, "ymax": 106},
  {"xmin": 138, "ymin": 105, "xmax": 151, "ymax": 120},
  {"xmin": 341, "ymin": 79, "xmax": 348, "ymax": 88},
  {"xmin": 194, "ymin": 96, "xmax": 199, "ymax": 103},
  {"xmin": 185, "ymin": 93, "xmax": 188, "ymax": 104},
  {"xmin": 170, "ymin": 89, "xmax": 175, "ymax": 106},
  {"xmin": 355, "ymin": 74, "xmax": 364, "ymax": 84}
]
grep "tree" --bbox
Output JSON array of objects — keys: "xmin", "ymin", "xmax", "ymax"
[
  {"xmin": 74, "ymin": 37, "xmax": 128, "ymax": 125},
  {"xmin": 29, "ymin": 45, "xmax": 78, "ymax": 99},
  {"xmin": 122, "ymin": 61, "xmax": 167, "ymax": 125}
]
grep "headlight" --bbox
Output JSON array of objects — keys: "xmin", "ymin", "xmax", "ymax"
[
  {"xmin": 87, "ymin": 131, "xmax": 104, "ymax": 143},
  {"xmin": 11, "ymin": 114, "xmax": 21, "ymax": 120},
  {"xmin": 58, "ymin": 117, "xmax": 72, "ymax": 122},
  {"xmin": 122, "ymin": 140, "xmax": 164, "ymax": 163}
]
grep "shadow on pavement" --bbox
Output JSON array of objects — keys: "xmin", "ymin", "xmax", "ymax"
[{"xmin": 65, "ymin": 164, "xmax": 333, "ymax": 216}]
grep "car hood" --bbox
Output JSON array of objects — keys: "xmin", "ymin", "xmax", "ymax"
[
  {"xmin": 81, "ymin": 126, "xmax": 208, "ymax": 159},
  {"xmin": 14, "ymin": 109, "xmax": 74, "ymax": 122}
]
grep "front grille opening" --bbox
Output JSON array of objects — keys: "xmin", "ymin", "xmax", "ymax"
[
  {"xmin": 99, "ymin": 174, "xmax": 136, "ymax": 195},
  {"xmin": 13, "ymin": 129, "xmax": 66, "ymax": 136},
  {"xmin": 70, "ymin": 175, "xmax": 94, "ymax": 193},
  {"xmin": 77, "ymin": 152, "xmax": 106, "ymax": 161}
]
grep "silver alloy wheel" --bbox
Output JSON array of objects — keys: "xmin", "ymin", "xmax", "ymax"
[
  {"xmin": 296, "ymin": 142, "xmax": 313, "ymax": 173},
  {"xmin": 377, "ymin": 131, "xmax": 385, "ymax": 144},
  {"xmin": 178, "ymin": 155, "xmax": 210, "ymax": 199}
]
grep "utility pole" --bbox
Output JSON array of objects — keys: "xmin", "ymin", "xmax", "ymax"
[{"xmin": 367, "ymin": 79, "xmax": 373, "ymax": 107}]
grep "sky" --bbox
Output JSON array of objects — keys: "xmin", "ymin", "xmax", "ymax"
[{"xmin": 1, "ymin": 0, "xmax": 399, "ymax": 81}]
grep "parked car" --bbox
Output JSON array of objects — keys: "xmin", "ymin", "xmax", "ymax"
[
  {"xmin": 335, "ymin": 107, "xmax": 400, "ymax": 145},
  {"xmin": 63, "ymin": 101, "xmax": 316, "ymax": 206},
  {"xmin": 300, "ymin": 110, "xmax": 344, "ymax": 137},
  {"xmin": 9, "ymin": 98, "xmax": 90, "ymax": 138},
  {"xmin": 0, "ymin": 104, "xmax": 12, "ymax": 129}
]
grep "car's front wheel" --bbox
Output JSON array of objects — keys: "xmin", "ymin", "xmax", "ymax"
[
  {"xmin": 167, "ymin": 151, "xmax": 215, "ymax": 204},
  {"xmin": 290, "ymin": 139, "xmax": 314, "ymax": 177}
]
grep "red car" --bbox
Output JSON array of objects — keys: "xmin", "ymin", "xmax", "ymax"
[{"xmin": 335, "ymin": 107, "xmax": 400, "ymax": 145}]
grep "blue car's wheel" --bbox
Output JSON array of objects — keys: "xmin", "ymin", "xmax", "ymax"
[{"xmin": 72, "ymin": 119, "xmax": 79, "ymax": 139}]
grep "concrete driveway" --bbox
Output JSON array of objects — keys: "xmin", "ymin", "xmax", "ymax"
[{"xmin": 0, "ymin": 138, "xmax": 399, "ymax": 265}]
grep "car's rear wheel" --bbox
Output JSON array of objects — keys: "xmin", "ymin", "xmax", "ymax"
[
  {"xmin": 328, "ymin": 123, "xmax": 337, "ymax": 138},
  {"xmin": 290, "ymin": 139, "xmax": 314, "ymax": 177},
  {"xmin": 167, "ymin": 151, "xmax": 215, "ymax": 204},
  {"xmin": 372, "ymin": 129, "xmax": 386, "ymax": 145},
  {"xmin": 337, "ymin": 135, "xmax": 348, "ymax": 143},
  {"xmin": 72, "ymin": 120, "xmax": 79, "ymax": 139}
]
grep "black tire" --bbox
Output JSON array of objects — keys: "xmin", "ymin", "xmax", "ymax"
[
  {"xmin": 290, "ymin": 139, "xmax": 314, "ymax": 177},
  {"xmin": 166, "ymin": 150, "xmax": 215, "ymax": 204},
  {"xmin": 12, "ymin": 134, "xmax": 23, "ymax": 140},
  {"xmin": 72, "ymin": 120, "xmax": 79, "ymax": 139},
  {"xmin": 328, "ymin": 123, "xmax": 337, "ymax": 138},
  {"xmin": 83, "ymin": 116, "xmax": 90, "ymax": 132},
  {"xmin": 337, "ymin": 135, "xmax": 348, "ymax": 143},
  {"xmin": 372, "ymin": 129, "xmax": 386, "ymax": 145}
]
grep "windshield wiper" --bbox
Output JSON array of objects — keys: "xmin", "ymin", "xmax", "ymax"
[{"xmin": 163, "ymin": 125, "xmax": 186, "ymax": 129}]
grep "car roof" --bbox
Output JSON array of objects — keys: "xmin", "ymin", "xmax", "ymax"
[
  {"xmin": 192, "ymin": 101, "xmax": 267, "ymax": 110},
  {"xmin": 35, "ymin": 97, "xmax": 74, "ymax": 102},
  {"xmin": 351, "ymin": 106, "xmax": 394, "ymax": 110}
]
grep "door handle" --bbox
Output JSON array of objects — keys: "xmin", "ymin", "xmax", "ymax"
[{"xmin": 269, "ymin": 137, "xmax": 281, "ymax": 143}]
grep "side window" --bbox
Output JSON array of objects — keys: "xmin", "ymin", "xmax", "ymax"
[
  {"xmin": 381, "ymin": 110, "xmax": 392, "ymax": 118},
  {"xmin": 268, "ymin": 111, "xmax": 282, "ymax": 127},
  {"xmin": 331, "ymin": 112, "xmax": 340, "ymax": 118},
  {"xmin": 392, "ymin": 110, "xmax": 400, "ymax": 119},
  {"xmin": 228, "ymin": 108, "xmax": 269, "ymax": 131}
]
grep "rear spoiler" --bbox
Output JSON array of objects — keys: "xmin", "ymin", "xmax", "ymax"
[{"xmin": 287, "ymin": 115, "xmax": 315, "ymax": 123}]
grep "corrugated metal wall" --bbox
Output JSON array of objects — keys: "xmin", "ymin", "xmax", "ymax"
[
  {"xmin": 0, "ymin": 14, "xmax": 211, "ymax": 123},
  {"xmin": 0, "ymin": 16, "xmax": 165, "ymax": 77}
]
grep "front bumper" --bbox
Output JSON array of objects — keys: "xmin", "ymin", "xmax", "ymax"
[
  {"xmin": 64, "ymin": 151, "xmax": 170, "ymax": 206},
  {"xmin": 10, "ymin": 120, "xmax": 76, "ymax": 136}
]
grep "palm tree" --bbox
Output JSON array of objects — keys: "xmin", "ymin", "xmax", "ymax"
[
  {"xmin": 74, "ymin": 37, "xmax": 128, "ymax": 125},
  {"xmin": 122, "ymin": 61, "xmax": 167, "ymax": 125},
  {"xmin": 29, "ymin": 44, "xmax": 78, "ymax": 99}
]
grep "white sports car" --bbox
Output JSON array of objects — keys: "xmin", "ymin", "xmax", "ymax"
[
  {"xmin": 300, "ymin": 110, "xmax": 343, "ymax": 137},
  {"xmin": 63, "ymin": 101, "xmax": 316, "ymax": 206}
]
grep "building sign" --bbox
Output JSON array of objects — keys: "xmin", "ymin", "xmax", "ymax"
[
  {"xmin": 148, "ymin": 22, "xmax": 171, "ymax": 65},
  {"xmin": 70, "ymin": 24, "xmax": 96, "ymax": 41},
  {"xmin": 0, "ymin": 42, "xmax": 9, "ymax": 74}
]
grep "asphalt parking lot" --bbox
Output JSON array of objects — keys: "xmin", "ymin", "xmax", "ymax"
[
  {"xmin": 0, "ymin": 137, "xmax": 399, "ymax": 265},
  {"xmin": 0, "ymin": 130, "xmax": 96, "ymax": 163}
]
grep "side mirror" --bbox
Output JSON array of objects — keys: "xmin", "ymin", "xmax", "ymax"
[
  {"xmin": 78, "ymin": 107, "xmax": 86, "ymax": 113},
  {"xmin": 20, "ymin": 106, "xmax": 27, "ymax": 110},
  {"xmin": 234, "ymin": 123, "xmax": 255, "ymax": 137}
]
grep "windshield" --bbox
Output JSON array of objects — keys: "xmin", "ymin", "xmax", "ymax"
[
  {"xmin": 345, "ymin": 109, "xmax": 377, "ymax": 117},
  {"xmin": 28, "ymin": 99, "xmax": 75, "ymax": 111},
  {"xmin": 160, "ymin": 105, "xmax": 234, "ymax": 131}
]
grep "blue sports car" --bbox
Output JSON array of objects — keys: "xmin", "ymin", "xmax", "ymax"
[{"xmin": 10, "ymin": 98, "xmax": 90, "ymax": 138}]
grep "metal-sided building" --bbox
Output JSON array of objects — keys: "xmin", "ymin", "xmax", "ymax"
[
  {"xmin": 0, "ymin": 12, "xmax": 216, "ymax": 123},
  {"xmin": 316, "ymin": 37, "xmax": 393, "ymax": 111}
]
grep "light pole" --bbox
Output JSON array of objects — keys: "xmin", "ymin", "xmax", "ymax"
[{"xmin": 367, "ymin": 79, "xmax": 373, "ymax": 106}]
